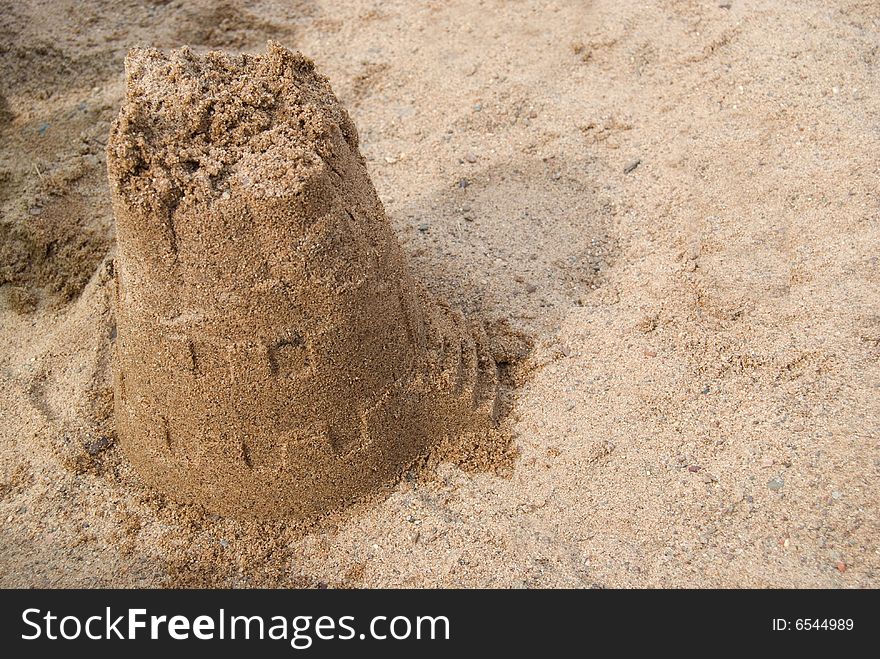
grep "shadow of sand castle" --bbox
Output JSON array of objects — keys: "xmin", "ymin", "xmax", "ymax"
[{"xmin": 392, "ymin": 159, "xmax": 617, "ymax": 338}]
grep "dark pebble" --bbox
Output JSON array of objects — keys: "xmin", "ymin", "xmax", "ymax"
[{"xmin": 85, "ymin": 436, "xmax": 113, "ymax": 456}]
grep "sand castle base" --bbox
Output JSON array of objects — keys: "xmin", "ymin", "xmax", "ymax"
[{"xmin": 107, "ymin": 43, "xmax": 502, "ymax": 520}]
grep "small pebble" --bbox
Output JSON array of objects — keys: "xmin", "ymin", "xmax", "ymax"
[
  {"xmin": 28, "ymin": 206, "xmax": 43, "ymax": 216},
  {"xmin": 85, "ymin": 436, "xmax": 112, "ymax": 456},
  {"xmin": 458, "ymin": 178, "xmax": 470, "ymax": 188},
  {"xmin": 624, "ymin": 159, "xmax": 641, "ymax": 174},
  {"xmin": 417, "ymin": 223, "xmax": 429, "ymax": 232},
  {"xmin": 525, "ymin": 283, "xmax": 538, "ymax": 294},
  {"xmin": 831, "ymin": 490, "xmax": 842, "ymax": 500},
  {"xmin": 760, "ymin": 457, "xmax": 774, "ymax": 468},
  {"xmin": 836, "ymin": 561, "xmax": 847, "ymax": 573},
  {"xmin": 767, "ymin": 476, "xmax": 784, "ymax": 491},
  {"xmin": 465, "ymin": 152, "xmax": 477, "ymax": 163},
  {"xmin": 688, "ymin": 465, "xmax": 701, "ymax": 473}
]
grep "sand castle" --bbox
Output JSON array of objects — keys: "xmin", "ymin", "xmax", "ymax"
[{"xmin": 106, "ymin": 43, "xmax": 501, "ymax": 520}]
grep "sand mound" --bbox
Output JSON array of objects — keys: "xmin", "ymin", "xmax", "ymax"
[{"xmin": 106, "ymin": 42, "xmax": 504, "ymax": 520}]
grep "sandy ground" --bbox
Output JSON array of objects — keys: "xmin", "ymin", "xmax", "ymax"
[{"xmin": 1, "ymin": 0, "xmax": 878, "ymax": 588}]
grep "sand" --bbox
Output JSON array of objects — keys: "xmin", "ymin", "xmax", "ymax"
[
  {"xmin": 1, "ymin": 0, "xmax": 878, "ymax": 587},
  {"xmin": 108, "ymin": 43, "xmax": 509, "ymax": 520}
]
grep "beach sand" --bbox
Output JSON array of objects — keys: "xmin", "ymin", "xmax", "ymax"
[{"xmin": 1, "ymin": 0, "xmax": 878, "ymax": 587}]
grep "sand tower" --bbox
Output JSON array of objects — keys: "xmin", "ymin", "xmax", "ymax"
[{"xmin": 106, "ymin": 43, "xmax": 501, "ymax": 520}]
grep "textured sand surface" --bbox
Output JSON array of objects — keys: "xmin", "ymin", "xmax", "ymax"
[{"xmin": 1, "ymin": 0, "xmax": 878, "ymax": 587}]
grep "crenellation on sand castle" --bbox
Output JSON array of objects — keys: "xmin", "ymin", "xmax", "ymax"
[{"xmin": 107, "ymin": 42, "xmax": 502, "ymax": 520}]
